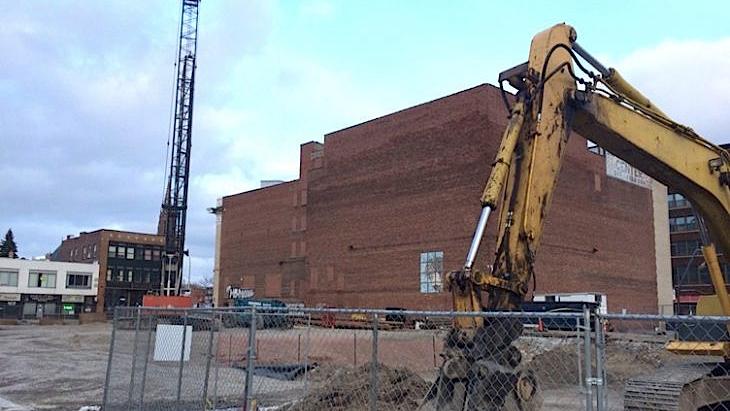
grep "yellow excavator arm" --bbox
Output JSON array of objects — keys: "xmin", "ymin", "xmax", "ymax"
[
  {"xmin": 429, "ymin": 23, "xmax": 730, "ymax": 411},
  {"xmin": 450, "ymin": 23, "xmax": 730, "ymax": 322}
]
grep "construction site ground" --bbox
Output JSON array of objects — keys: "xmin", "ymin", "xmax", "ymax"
[{"xmin": 0, "ymin": 322, "xmax": 715, "ymax": 410}]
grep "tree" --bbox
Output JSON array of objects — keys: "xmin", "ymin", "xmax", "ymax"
[
  {"xmin": 0, "ymin": 229, "xmax": 18, "ymax": 258},
  {"xmin": 196, "ymin": 275, "xmax": 214, "ymax": 288}
]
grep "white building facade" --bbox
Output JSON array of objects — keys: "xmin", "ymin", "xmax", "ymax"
[{"xmin": 0, "ymin": 257, "xmax": 99, "ymax": 318}]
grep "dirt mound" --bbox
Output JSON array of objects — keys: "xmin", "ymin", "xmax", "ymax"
[
  {"xmin": 288, "ymin": 362, "xmax": 429, "ymax": 411},
  {"xmin": 527, "ymin": 337, "xmax": 680, "ymax": 388}
]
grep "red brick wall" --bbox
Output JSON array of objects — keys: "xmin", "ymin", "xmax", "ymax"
[
  {"xmin": 220, "ymin": 84, "xmax": 658, "ymax": 314},
  {"xmin": 304, "ymin": 84, "xmax": 656, "ymax": 313},
  {"xmin": 219, "ymin": 181, "xmax": 305, "ymax": 305}
]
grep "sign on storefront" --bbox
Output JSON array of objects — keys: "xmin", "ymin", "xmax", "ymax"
[
  {"xmin": 0, "ymin": 293, "xmax": 21, "ymax": 302},
  {"xmin": 62, "ymin": 303, "xmax": 74, "ymax": 315},
  {"xmin": 61, "ymin": 295, "xmax": 85, "ymax": 303}
]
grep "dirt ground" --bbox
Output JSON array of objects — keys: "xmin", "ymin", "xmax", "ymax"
[
  {"xmin": 0, "ymin": 322, "xmax": 721, "ymax": 411},
  {"xmin": 0, "ymin": 323, "xmax": 111, "ymax": 410}
]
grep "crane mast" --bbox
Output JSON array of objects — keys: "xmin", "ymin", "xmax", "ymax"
[{"xmin": 159, "ymin": 0, "xmax": 200, "ymax": 296}]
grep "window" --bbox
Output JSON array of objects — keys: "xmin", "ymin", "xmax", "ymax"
[
  {"xmin": 67, "ymin": 273, "xmax": 91, "ymax": 289},
  {"xmin": 667, "ymin": 193, "xmax": 690, "ymax": 209},
  {"xmin": 93, "ymin": 244, "xmax": 98, "ymax": 258},
  {"xmin": 152, "ymin": 249, "xmax": 161, "ymax": 261},
  {"xmin": 420, "ymin": 251, "xmax": 444, "ymax": 293},
  {"xmin": 117, "ymin": 269, "xmax": 124, "ymax": 282},
  {"xmin": 586, "ymin": 140, "xmax": 605, "ymax": 156},
  {"xmin": 106, "ymin": 269, "xmax": 112, "ymax": 281},
  {"xmin": 117, "ymin": 246, "xmax": 126, "ymax": 259},
  {"xmin": 126, "ymin": 247, "xmax": 134, "ymax": 260},
  {"xmin": 127, "ymin": 269, "xmax": 133, "ymax": 282},
  {"xmin": 28, "ymin": 271, "xmax": 57, "ymax": 288},
  {"xmin": 108, "ymin": 245, "xmax": 116, "ymax": 257},
  {"xmin": 0, "ymin": 270, "xmax": 19, "ymax": 286},
  {"xmin": 144, "ymin": 249, "xmax": 152, "ymax": 261},
  {"xmin": 133, "ymin": 270, "xmax": 143, "ymax": 283},
  {"xmin": 671, "ymin": 239, "xmax": 702, "ymax": 257},
  {"xmin": 673, "ymin": 264, "xmax": 711, "ymax": 286},
  {"xmin": 669, "ymin": 215, "xmax": 698, "ymax": 232}
]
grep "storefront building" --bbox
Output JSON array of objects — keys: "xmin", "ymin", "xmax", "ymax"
[{"xmin": 0, "ymin": 257, "xmax": 99, "ymax": 319}]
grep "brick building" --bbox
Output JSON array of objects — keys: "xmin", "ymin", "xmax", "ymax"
[
  {"xmin": 668, "ymin": 143, "xmax": 730, "ymax": 314},
  {"xmin": 50, "ymin": 229, "xmax": 165, "ymax": 311},
  {"xmin": 215, "ymin": 84, "xmax": 671, "ymax": 314}
]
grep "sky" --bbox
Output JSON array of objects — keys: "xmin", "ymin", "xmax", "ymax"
[{"xmin": 1, "ymin": 1, "xmax": 729, "ymax": 283}]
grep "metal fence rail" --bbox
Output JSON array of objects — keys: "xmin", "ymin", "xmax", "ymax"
[{"xmin": 102, "ymin": 307, "xmax": 730, "ymax": 411}]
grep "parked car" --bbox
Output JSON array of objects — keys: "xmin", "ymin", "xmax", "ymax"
[{"xmin": 223, "ymin": 298, "xmax": 293, "ymax": 329}]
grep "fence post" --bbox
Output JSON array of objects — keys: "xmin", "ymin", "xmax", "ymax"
[
  {"xmin": 127, "ymin": 307, "xmax": 141, "ymax": 409},
  {"xmin": 176, "ymin": 310, "xmax": 189, "ymax": 406},
  {"xmin": 244, "ymin": 306, "xmax": 257, "ymax": 410},
  {"xmin": 594, "ymin": 314, "xmax": 606, "ymax": 411},
  {"xmin": 213, "ymin": 312, "xmax": 221, "ymax": 408},
  {"xmin": 139, "ymin": 312, "xmax": 154, "ymax": 410},
  {"xmin": 303, "ymin": 313, "xmax": 311, "ymax": 397},
  {"xmin": 583, "ymin": 306, "xmax": 594, "ymax": 411},
  {"xmin": 203, "ymin": 310, "xmax": 215, "ymax": 407},
  {"xmin": 576, "ymin": 317, "xmax": 582, "ymax": 390},
  {"xmin": 369, "ymin": 313, "xmax": 379, "ymax": 411},
  {"xmin": 432, "ymin": 334, "xmax": 437, "ymax": 368},
  {"xmin": 102, "ymin": 307, "xmax": 118, "ymax": 409}
]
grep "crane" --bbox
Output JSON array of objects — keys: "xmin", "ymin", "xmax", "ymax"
[{"xmin": 158, "ymin": 0, "xmax": 200, "ymax": 296}]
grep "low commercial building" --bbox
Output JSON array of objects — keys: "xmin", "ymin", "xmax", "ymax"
[
  {"xmin": 215, "ymin": 84, "xmax": 672, "ymax": 314},
  {"xmin": 0, "ymin": 257, "xmax": 99, "ymax": 319},
  {"xmin": 50, "ymin": 229, "xmax": 165, "ymax": 312}
]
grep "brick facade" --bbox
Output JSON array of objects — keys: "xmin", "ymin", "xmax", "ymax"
[
  {"xmin": 51, "ymin": 229, "xmax": 164, "ymax": 311},
  {"xmin": 218, "ymin": 84, "xmax": 659, "ymax": 313}
]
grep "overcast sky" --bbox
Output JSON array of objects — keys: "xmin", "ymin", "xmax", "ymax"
[{"xmin": 1, "ymin": 1, "xmax": 729, "ymax": 282}]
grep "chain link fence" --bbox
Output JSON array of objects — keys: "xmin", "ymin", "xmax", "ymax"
[{"xmin": 102, "ymin": 307, "xmax": 730, "ymax": 410}]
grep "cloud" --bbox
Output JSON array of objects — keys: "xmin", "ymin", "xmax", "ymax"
[
  {"xmin": 610, "ymin": 38, "xmax": 730, "ymax": 144},
  {"xmin": 0, "ymin": 1, "xmax": 272, "ymax": 281}
]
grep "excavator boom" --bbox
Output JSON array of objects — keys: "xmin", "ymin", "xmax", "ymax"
[{"xmin": 428, "ymin": 23, "xmax": 730, "ymax": 411}]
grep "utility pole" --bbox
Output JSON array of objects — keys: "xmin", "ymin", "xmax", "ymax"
[{"xmin": 159, "ymin": 0, "xmax": 200, "ymax": 296}]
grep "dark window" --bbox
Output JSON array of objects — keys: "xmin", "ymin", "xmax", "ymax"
[
  {"xmin": 669, "ymin": 216, "xmax": 698, "ymax": 232},
  {"xmin": 144, "ymin": 249, "xmax": 152, "ymax": 261},
  {"xmin": 667, "ymin": 193, "xmax": 690, "ymax": 209},
  {"xmin": 671, "ymin": 240, "xmax": 702, "ymax": 257},
  {"xmin": 152, "ymin": 249, "xmax": 161, "ymax": 261},
  {"xmin": 67, "ymin": 273, "xmax": 91, "ymax": 289},
  {"xmin": 674, "ymin": 264, "xmax": 709, "ymax": 285}
]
